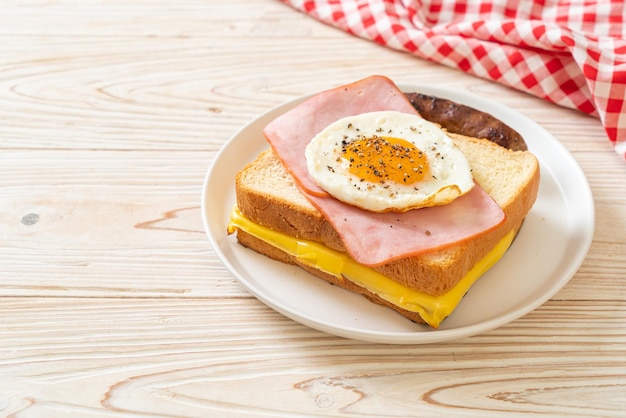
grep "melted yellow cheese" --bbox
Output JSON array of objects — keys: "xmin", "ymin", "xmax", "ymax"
[{"xmin": 227, "ymin": 207, "xmax": 514, "ymax": 328}]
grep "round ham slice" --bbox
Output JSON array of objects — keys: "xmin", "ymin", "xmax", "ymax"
[{"xmin": 262, "ymin": 75, "xmax": 506, "ymax": 264}]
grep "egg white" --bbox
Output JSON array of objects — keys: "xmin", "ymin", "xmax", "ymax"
[{"xmin": 304, "ymin": 110, "xmax": 474, "ymax": 212}]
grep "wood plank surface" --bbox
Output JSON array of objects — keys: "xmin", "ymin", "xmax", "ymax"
[{"xmin": 1, "ymin": 1, "xmax": 625, "ymax": 416}]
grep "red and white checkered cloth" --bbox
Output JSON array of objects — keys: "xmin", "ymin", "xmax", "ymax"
[{"xmin": 281, "ymin": 0, "xmax": 626, "ymax": 161}]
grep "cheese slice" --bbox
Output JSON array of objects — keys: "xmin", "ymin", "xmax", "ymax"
[{"xmin": 228, "ymin": 207, "xmax": 514, "ymax": 328}]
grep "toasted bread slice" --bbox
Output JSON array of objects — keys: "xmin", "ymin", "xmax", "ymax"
[{"xmin": 232, "ymin": 133, "xmax": 539, "ymax": 325}]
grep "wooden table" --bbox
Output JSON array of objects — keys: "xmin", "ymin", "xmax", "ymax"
[{"xmin": 2, "ymin": 1, "xmax": 625, "ymax": 416}]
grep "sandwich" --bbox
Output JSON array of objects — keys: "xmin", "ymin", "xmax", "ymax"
[{"xmin": 226, "ymin": 75, "xmax": 540, "ymax": 329}]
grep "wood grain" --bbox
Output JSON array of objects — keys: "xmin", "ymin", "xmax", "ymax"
[
  {"xmin": 1, "ymin": 0, "xmax": 625, "ymax": 416},
  {"xmin": 1, "ymin": 298, "xmax": 625, "ymax": 416}
]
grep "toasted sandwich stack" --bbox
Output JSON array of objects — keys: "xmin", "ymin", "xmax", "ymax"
[{"xmin": 227, "ymin": 76, "xmax": 539, "ymax": 328}]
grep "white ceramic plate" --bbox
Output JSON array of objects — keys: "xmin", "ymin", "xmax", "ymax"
[{"xmin": 202, "ymin": 84, "xmax": 594, "ymax": 344}]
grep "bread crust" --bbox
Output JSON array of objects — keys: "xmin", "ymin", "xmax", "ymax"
[
  {"xmin": 235, "ymin": 134, "xmax": 539, "ymax": 296},
  {"xmin": 405, "ymin": 92, "xmax": 528, "ymax": 151}
]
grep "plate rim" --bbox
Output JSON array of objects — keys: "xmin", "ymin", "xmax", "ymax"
[{"xmin": 202, "ymin": 83, "xmax": 595, "ymax": 344}]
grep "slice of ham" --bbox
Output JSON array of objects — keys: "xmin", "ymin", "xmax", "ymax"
[{"xmin": 263, "ymin": 75, "xmax": 506, "ymax": 266}]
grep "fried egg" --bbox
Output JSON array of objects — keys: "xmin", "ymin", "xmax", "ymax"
[{"xmin": 304, "ymin": 110, "xmax": 474, "ymax": 212}]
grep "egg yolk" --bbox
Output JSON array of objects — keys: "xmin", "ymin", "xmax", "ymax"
[{"xmin": 342, "ymin": 136, "xmax": 430, "ymax": 185}]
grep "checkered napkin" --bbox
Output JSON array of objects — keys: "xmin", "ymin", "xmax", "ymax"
[{"xmin": 281, "ymin": 0, "xmax": 626, "ymax": 161}]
